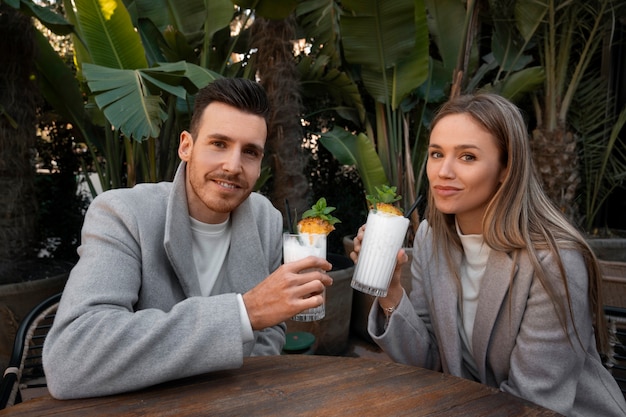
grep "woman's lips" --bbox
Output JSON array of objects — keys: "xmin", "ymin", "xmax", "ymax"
[{"xmin": 432, "ymin": 185, "xmax": 461, "ymax": 197}]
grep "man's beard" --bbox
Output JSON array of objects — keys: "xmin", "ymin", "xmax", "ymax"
[{"xmin": 191, "ymin": 171, "xmax": 251, "ymax": 214}]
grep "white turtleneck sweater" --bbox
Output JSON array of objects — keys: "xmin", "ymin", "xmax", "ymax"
[{"xmin": 456, "ymin": 220, "xmax": 490, "ymax": 380}]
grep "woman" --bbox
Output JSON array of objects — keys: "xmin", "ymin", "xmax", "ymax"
[{"xmin": 351, "ymin": 94, "xmax": 626, "ymax": 416}]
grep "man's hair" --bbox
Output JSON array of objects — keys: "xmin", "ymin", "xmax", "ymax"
[{"xmin": 189, "ymin": 78, "xmax": 270, "ymax": 137}]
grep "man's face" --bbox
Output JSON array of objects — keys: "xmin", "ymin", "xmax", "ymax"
[{"xmin": 178, "ymin": 101, "xmax": 266, "ymax": 224}]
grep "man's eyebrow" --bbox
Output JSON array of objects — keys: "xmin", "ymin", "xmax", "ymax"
[{"xmin": 206, "ymin": 132, "xmax": 231, "ymax": 141}]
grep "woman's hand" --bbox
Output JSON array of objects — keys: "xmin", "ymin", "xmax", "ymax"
[
  {"xmin": 350, "ymin": 225, "xmax": 408, "ymax": 311},
  {"xmin": 378, "ymin": 249, "xmax": 408, "ymax": 311},
  {"xmin": 349, "ymin": 225, "xmax": 366, "ymax": 264}
]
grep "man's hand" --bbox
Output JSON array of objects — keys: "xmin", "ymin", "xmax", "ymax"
[{"xmin": 243, "ymin": 256, "xmax": 332, "ymax": 330}]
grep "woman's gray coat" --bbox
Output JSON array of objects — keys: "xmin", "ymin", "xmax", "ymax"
[{"xmin": 369, "ymin": 221, "xmax": 626, "ymax": 417}]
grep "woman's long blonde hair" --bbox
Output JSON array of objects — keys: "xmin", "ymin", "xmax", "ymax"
[{"xmin": 425, "ymin": 93, "xmax": 608, "ymax": 355}]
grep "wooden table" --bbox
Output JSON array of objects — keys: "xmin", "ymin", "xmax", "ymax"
[{"xmin": 1, "ymin": 355, "xmax": 562, "ymax": 416}]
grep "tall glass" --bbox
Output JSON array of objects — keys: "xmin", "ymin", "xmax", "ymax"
[
  {"xmin": 351, "ymin": 210, "xmax": 410, "ymax": 297},
  {"xmin": 283, "ymin": 232, "xmax": 327, "ymax": 321}
]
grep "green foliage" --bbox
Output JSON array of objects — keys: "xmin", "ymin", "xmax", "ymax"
[
  {"xmin": 82, "ymin": 62, "xmax": 221, "ymax": 142},
  {"xmin": 8, "ymin": 0, "xmax": 626, "ymax": 235},
  {"xmin": 366, "ymin": 185, "xmax": 402, "ymax": 207},
  {"xmin": 301, "ymin": 197, "xmax": 341, "ymax": 225},
  {"xmin": 318, "ymin": 127, "xmax": 387, "ymax": 199},
  {"xmin": 8, "ymin": 0, "xmax": 255, "ymax": 195},
  {"xmin": 298, "ymin": 0, "xmax": 430, "ymax": 219}
]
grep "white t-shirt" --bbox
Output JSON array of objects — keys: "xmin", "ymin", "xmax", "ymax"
[{"xmin": 190, "ymin": 216, "xmax": 254, "ymax": 344}]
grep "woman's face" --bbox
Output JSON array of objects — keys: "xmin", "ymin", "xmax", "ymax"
[{"xmin": 427, "ymin": 113, "xmax": 507, "ymax": 235}]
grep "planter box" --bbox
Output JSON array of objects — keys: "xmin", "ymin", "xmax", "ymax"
[{"xmin": 587, "ymin": 238, "xmax": 626, "ymax": 262}]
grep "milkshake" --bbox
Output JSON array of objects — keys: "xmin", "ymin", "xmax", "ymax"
[
  {"xmin": 285, "ymin": 197, "xmax": 341, "ymax": 322},
  {"xmin": 351, "ymin": 210, "xmax": 410, "ymax": 297},
  {"xmin": 283, "ymin": 232, "xmax": 327, "ymax": 321}
]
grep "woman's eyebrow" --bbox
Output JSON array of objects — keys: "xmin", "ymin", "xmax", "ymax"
[{"xmin": 428, "ymin": 143, "xmax": 480, "ymax": 150}]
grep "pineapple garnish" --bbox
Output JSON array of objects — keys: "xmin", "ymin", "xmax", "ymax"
[
  {"xmin": 297, "ymin": 197, "xmax": 341, "ymax": 235},
  {"xmin": 366, "ymin": 185, "xmax": 403, "ymax": 216}
]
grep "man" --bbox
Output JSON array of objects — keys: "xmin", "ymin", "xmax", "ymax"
[{"xmin": 43, "ymin": 78, "xmax": 332, "ymax": 399}]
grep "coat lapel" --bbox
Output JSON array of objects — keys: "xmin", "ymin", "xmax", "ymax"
[
  {"xmin": 430, "ymin": 248, "xmax": 465, "ymax": 376},
  {"xmin": 219, "ymin": 198, "xmax": 270, "ymax": 294},
  {"xmin": 163, "ymin": 162, "xmax": 202, "ymax": 297},
  {"xmin": 471, "ymin": 250, "xmax": 517, "ymax": 380}
]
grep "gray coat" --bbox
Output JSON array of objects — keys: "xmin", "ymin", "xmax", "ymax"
[
  {"xmin": 369, "ymin": 220, "xmax": 626, "ymax": 417},
  {"xmin": 43, "ymin": 163, "xmax": 285, "ymax": 399}
]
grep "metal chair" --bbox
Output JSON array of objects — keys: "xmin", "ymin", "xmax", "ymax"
[
  {"xmin": 604, "ymin": 305, "xmax": 626, "ymax": 399},
  {"xmin": 0, "ymin": 292, "xmax": 61, "ymax": 409}
]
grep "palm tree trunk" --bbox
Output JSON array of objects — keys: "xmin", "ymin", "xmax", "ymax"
[
  {"xmin": 531, "ymin": 128, "xmax": 581, "ymax": 225},
  {"xmin": 0, "ymin": 5, "xmax": 40, "ymax": 280},
  {"xmin": 250, "ymin": 15, "xmax": 310, "ymax": 229}
]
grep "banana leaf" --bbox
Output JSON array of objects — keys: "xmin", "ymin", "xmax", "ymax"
[
  {"xmin": 319, "ymin": 127, "xmax": 388, "ymax": 197},
  {"xmin": 83, "ymin": 62, "xmax": 221, "ymax": 141},
  {"xmin": 340, "ymin": 0, "xmax": 429, "ymax": 109},
  {"xmin": 66, "ymin": 0, "xmax": 148, "ymax": 70}
]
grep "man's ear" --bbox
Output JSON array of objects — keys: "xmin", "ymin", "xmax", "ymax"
[{"xmin": 179, "ymin": 131, "xmax": 192, "ymax": 161}]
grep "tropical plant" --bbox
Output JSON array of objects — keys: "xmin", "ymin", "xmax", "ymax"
[
  {"xmin": 424, "ymin": 0, "xmax": 545, "ymax": 100},
  {"xmin": 8, "ymin": 0, "xmax": 311, "ymax": 216},
  {"xmin": 6, "ymin": 0, "xmax": 626, "ymax": 243},
  {"xmin": 64, "ymin": 0, "xmax": 231, "ymax": 190},
  {"xmin": 572, "ymin": 85, "xmax": 626, "ymax": 232},
  {"xmin": 297, "ymin": 0, "xmax": 626, "ymax": 234},
  {"xmin": 513, "ymin": 0, "xmax": 626, "ymax": 227},
  {"xmin": 4, "ymin": 0, "xmax": 227, "ymax": 194},
  {"xmin": 297, "ymin": 0, "xmax": 430, "ymax": 226},
  {"xmin": 295, "ymin": 0, "xmax": 545, "ymax": 229}
]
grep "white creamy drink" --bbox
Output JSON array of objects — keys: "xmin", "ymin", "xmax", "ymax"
[
  {"xmin": 283, "ymin": 232, "xmax": 327, "ymax": 321},
  {"xmin": 283, "ymin": 233, "xmax": 326, "ymax": 263},
  {"xmin": 351, "ymin": 210, "xmax": 410, "ymax": 297}
]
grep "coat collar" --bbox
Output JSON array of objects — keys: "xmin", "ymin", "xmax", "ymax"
[
  {"xmin": 218, "ymin": 196, "xmax": 270, "ymax": 295},
  {"xmin": 164, "ymin": 162, "xmax": 200, "ymax": 297},
  {"xmin": 163, "ymin": 162, "xmax": 270, "ymax": 297},
  {"xmin": 471, "ymin": 249, "xmax": 521, "ymax": 381},
  {"xmin": 430, "ymin": 248, "xmax": 464, "ymax": 376},
  {"xmin": 430, "ymin": 245, "xmax": 522, "ymax": 379}
]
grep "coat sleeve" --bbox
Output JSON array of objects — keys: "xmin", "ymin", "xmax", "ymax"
[
  {"xmin": 42, "ymin": 191, "xmax": 263, "ymax": 399},
  {"xmin": 367, "ymin": 222, "xmax": 441, "ymax": 370}
]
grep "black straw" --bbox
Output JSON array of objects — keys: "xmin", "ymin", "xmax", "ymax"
[
  {"xmin": 405, "ymin": 195, "xmax": 423, "ymax": 219},
  {"xmin": 285, "ymin": 199, "xmax": 294, "ymax": 233}
]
